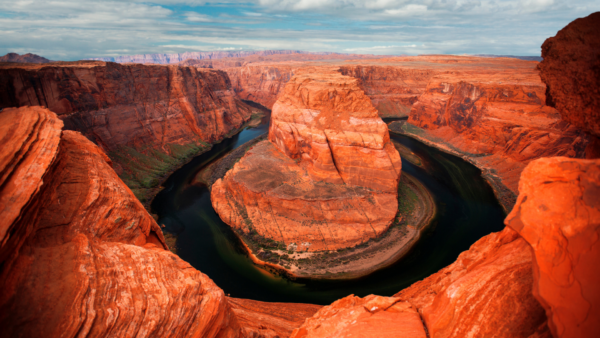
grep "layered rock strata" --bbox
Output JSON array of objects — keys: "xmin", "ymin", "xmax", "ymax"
[
  {"xmin": 0, "ymin": 61, "xmax": 251, "ymax": 152},
  {"xmin": 506, "ymin": 157, "xmax": 600, "ymax": 338},
  {"xmin": 339, "ymin": 65, "xmax": 435, "ymax": 118},
  {"xmin": 404, "ymin": 67, "xmax": 587, "ymax": 208},
  {"xmin": 394, "ymin": 227, "xmax": 547, "ymax": 338},
  {"xmin": 0, "ymin": 106, "xmax": 321, "ymax": 337},
  {"xmin": 212, "ymin": 70, "xmax": 401, "ymax": 252},
  {"xmin": 0, "ymin": 61, "xmax": 253, "ymax": 201}
]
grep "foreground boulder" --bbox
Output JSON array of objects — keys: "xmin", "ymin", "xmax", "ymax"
[
  {"xmin": 212, "ymin": 70, "xmax": 401, "ymax": 252},
  {"xmin": 506, "ymin": 157, "xmax": 600, "ymax": 338}
]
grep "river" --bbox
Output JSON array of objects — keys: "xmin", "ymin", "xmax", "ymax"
[{"xmin": 151, "ymin": 112, "xmax": 506, "ymax": 305}]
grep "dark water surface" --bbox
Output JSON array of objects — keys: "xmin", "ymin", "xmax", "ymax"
[{"xmin": 152, "ymin": 116, "xmax": 506, "ymax": 305}]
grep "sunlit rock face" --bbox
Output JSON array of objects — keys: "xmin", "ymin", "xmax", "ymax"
[
  {"xmin": 393, "ymin": 227, "xmax": 547, "ymax": 338},
  {"xmin": 0, "ymin": 107, "xmax": 238, "ymax": 338},
  {"xmin": 291, "ymin": 295, "xmax": 428, "ymax": 338},
  {"xmin": 506, "ymin": 157, "xmax": 600, "ymax": 338},
  {"xmin": 212, "ymin": 70, "xmax": 401, "ymax": 252}
]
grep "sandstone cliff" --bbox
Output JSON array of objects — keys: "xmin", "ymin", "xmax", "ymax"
[
  {"xmin": 339, "ymin": 65, "xmax": 435, "ymax": 118},
  {"xmin": 212, "ymin": 70, "xmax": 401, "ymax": 252},
  {"xmin": 401, "ymin": 59, "xmax": 587, "ymax": 208},
  {"xmin": 506, "ymin": 157, "xmax": 600, "ymax": 338},
  {"xmin": 0, "ymin": 106, "xmax": 238, "ymax": 337},
  {"xmin": 537, "ymin": 12, "xmax": 600, "ymax": 158},
  {"xmin": 0, "ymin": 61, "xmax": 253, "ymax": 202},
  {"xmin": 0, "ymin": 106, "xmax": 320, "ymax": 338}
]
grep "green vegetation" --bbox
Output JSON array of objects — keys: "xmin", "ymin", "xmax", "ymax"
[{"xmin": 109, "ymin": 140, "xmax": 211, "ymax": 206}]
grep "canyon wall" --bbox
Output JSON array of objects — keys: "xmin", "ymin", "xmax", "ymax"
[
  {"xmin": 212, "ymin": 70, "xmax": 401, "ymax": 252},
  {"xmin": 338, "ymin": 65, "xmax": 435, "ymax": 117},
  {"xmin": 537, "ymin": 11, "xmax": 600, "ymax": 158},
  {"xmin": 0, "ymin": 106, "xmax": 320, "ymax": 338},
  {"xmin": 402, "ymin": 59, "xmax": 588, "ymax": 208},
  {"xmin": 0, "ymin": 61, "xmax": 253, "ymax": 201},
  {"xmin": 0, "ymin": 106, "xmax": 237, "ymax": 337}
]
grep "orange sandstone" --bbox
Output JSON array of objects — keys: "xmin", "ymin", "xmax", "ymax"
[
  {"xmin": 212, "ymin": 70, "xmax": 401, "ymax": 252},
  {"xmin": 0, "ymin": 106, "xmax": 316, "ymax": 337},
  {"xmin": 506, "ymin": 157, "xmax": 600, "ymax": 338},
  {"xmin": 291, "ymin": 295, "xmax": 427, "ymax": 338}
]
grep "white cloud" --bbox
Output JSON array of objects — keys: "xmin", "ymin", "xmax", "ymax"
[{"xmin": 0, "ymin": 0, "xmax": 597, "ymax": 60}]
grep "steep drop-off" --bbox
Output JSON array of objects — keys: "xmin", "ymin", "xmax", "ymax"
[
  {"xmin": 0, "ymin": 61, "xmax": 253, "ymax": 202},
  {"xmin": 0, "ymin": 106, "xmax": 320, "ymax": 338},
  {"xmin": 399, "ymin": 60, "xmax": 587, "ymax": 209},
  {"xmin": 212, "ymin": 70, "xmax": 401, "ymax": 254}
]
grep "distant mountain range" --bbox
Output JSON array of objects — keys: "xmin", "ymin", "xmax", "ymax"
[
  {"xmin": 0, "ymin": 53, "xmax": 51, "ymax": 63},
  {"xmin": 86, "ymin": 50, "xmax": 361, "ymax": 65}
]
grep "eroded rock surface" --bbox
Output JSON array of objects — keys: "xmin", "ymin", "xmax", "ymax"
[
  {"xmin": 537, "ymin": 12, "xmax": 600, "ymax": 139},
  {"xmin": 212, "ymin": 70, "xmax": 401, "ymax": 252},
  {"xmin": 291, "ymin": 295, "xmax": 427, "ymax": 338},
  {"xmin": 0, "ymin": 61, "xmax": 252, "ymax": 152},
  {"xmin": 406, "ymin": 66, "xmax": 588, "ymax": 200},
  {"xmin": 394, "ymin": 227, "xmax": 547, "ymax": 338},
  {"xmin": 506, "ymin": 157, "xmax": 600, "ymax": 338},
  {"xmin": 0, "ymin": 106, "xmax": 319, "ymax": 338}
]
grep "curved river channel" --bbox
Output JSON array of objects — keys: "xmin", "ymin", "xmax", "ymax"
[{"xmin": 152, "ymin": 113, "xmax": 506, "ymax": 305}]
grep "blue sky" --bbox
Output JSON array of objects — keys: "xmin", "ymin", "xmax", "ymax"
[{"xmin": 0, "ymin": 1, "xmax": 597, "ymax": 60}]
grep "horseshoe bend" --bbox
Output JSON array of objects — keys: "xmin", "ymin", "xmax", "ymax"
[{"xmin": 1, "ymin": 10, "xmax": 600, "ymax": 338}]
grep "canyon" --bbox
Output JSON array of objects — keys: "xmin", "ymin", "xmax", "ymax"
[
  {"xmin": 0, "ymin": 11, "xmax": 599, "ymax": 338},
  {"xmin": 0, "ymin": 61, "xmax": 254, "ymax": 203}
]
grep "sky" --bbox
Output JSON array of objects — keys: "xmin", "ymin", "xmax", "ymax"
[{"xmin": 0, "ymin": 0, "xmax": 597, "ymax": 60}]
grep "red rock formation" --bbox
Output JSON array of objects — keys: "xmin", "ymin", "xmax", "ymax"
[
  {"xmin": 537, "ymin": 12, "xmax": 600, "ymax": 139},
  {"xmin": 0, "ymin": 106, "xmax": 321, "ymax": 337},
  {"xmin": 225, "ymin": 63, "xmax": 297, "ymax": 109},
  {"xmin": 393, "ymin": 227, "xmax": 547, "ymax": 338},
  {"xmin": 339, "ymin": 65, "xmax": 435, "ymax": 117},
  {"xmin": 405, "ymin": 61, "xmax": 588, "ymax": 200},
  {"xmin": 0, "ymin": 107, "xmax": 238, "ymax": 337},
  {"xmin": 0, "ymin": 52, "xmax": 50, "ymax": 63},
  {"xmin": 506, "ymin": 157, "xmax": 600, "ymax": 338},
  {"xmin": 291, "ymin": 295, "xmax": 427, "ymax": 338},
  {"xmin": 212, "ymin": 70, "xmax": 401, "ymax": 252},
  {"xmin": 228, "ymin": 297, "xmax": 322, "ymax": 337},
  {"xmin": 0, "ymin": 61, "xmax": 252, "ymax": 152}
]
